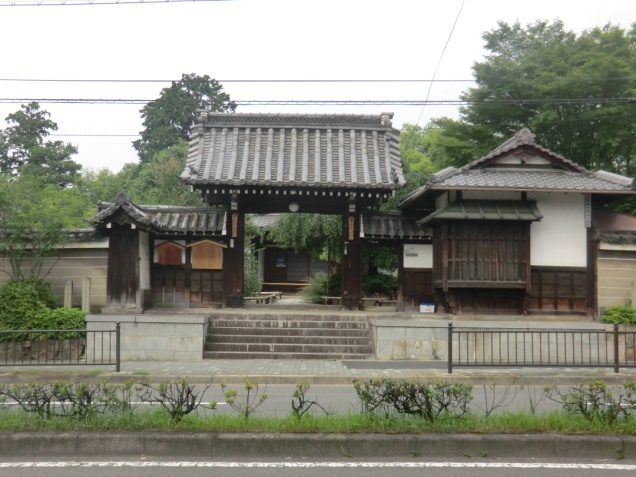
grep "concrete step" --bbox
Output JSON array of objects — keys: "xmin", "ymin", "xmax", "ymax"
[
  {"xmin": 209, "ymin": 319, "xmax": 370, "ymax": 330},
  {"xmin": 203, "ymin": 351, "xmax": 373, "ymax": 360},
  {"xmin": 205, "ymin": 334, "xmax": 373, "ymax": 347},
  {"xmin": 207, "ymin": 342, "xmax": 375, "ymax": 354},
  {"xmin": 204, "ymin": 315, "xmax": 374, "ymax": 360},
  {"xmin": 207, "ymin": 326, "xmax": 372, "ymax": 338},
  {"xmin": 209, "ymin": 314, "xmax": 372, "ymax": 322}
]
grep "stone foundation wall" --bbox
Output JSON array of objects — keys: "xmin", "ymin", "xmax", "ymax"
[
  {"xmin": 86, "ymin": 314, "xmax": 208, "ymax": 361},
  {"xmin": 371, "ymin": 317, "xmax": 607, "ymax": 361}
]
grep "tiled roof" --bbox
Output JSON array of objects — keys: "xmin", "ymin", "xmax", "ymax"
[
  {"xmin": 93, "ymin": 193, "xmax": 226, "ymax": 234},
  {"xmin": 431, "ymin": 169, "xmax": 634, "ymax": 192},
  {"xmin": 399, "ymin": 128, "xmax": 636, "ymax": 209},
  {"xmin": 361, "ymin": 213, "xmax": 431, "ymax": 240},
  {"xmin": 418, "ymin": 200, "xmax": 543, "ymax": 225},
  {"xmin": 65, "ymin": 228, "xmax": 103, "ymax": 242},
  {"xmin": 180, "ymin": 113, "xmax": 404, "ymax": 191},
  {"xmin": 600, "ymin": 232, "xmax": 636, "ymax": 244}
]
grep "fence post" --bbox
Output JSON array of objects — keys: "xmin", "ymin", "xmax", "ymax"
[
  {"xmin": 447, "ymin": 322, "xmax": 453, "ymax": 374},
  {"xmin": 115, "ymin": 322, "xmax": 121, "ymax": 373},
  {"xmin": 614, "ymin": 323, "xmax": 619, "ymax": 374}
]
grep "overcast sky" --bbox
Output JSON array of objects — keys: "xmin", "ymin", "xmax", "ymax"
[{"xmin": 1, "ymin": 0, "xmax": 633, "ymax": 173}]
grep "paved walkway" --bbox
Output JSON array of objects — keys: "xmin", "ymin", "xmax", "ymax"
[{"xmin": 2, "ymin": 358, "xmax": 635, "ymax": 384}]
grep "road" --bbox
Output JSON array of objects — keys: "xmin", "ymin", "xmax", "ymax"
[
  {"xmin": 0, "ymin": 459, "xmax": 635, "ymax": 476},
  {"xmin": 194, "ymin": 383, "xmax": 566, "ymax": 416},
  {"xmin": 0, "ymin": 382, "xmax": 572, "ymax": 416}
]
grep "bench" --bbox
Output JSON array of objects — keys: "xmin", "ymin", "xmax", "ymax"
[
  {"xmin": 244, "ymin": 292, "xmax": 282, "ymax": 304},
  {"xmin": 321, "ymin": 296, "xmax": 341, "ymax": 306}
]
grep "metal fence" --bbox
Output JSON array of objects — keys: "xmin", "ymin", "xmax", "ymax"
[
  {"xmin": 0, "ymin": 323, "xmax": 120, "ymax": 371},
  {"xmin": 448, "ymin": 323, "xmax": 636, "ymax": 374}
]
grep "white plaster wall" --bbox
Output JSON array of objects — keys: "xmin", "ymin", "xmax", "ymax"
[
  {"xmin": 403, "ymin": 244, "xmax": 433, "ymax": 269},
  {"xmin": 434, "ymin": 192, "xmax": 449, "ymax": 210},
  {"xmin": 529, "ymin": 192, "xmax": 586, "ymax": 266}
]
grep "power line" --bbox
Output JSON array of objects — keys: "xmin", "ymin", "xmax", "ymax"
[
  {"xmin": 0, "ymin": 97, "xmax": 632, "ymax": 106},
  {"xmin": 415, "ymin": 0, "xmax": 465, "ymax": 127},
  {"xmin": 0, "ymin": 78, "xmax": 475, "ymax": 83},
  {"xmin": 0, "ymin": 77, "xmax": 632, "ymax": 83},
  {"xmin": 0, "ymin": 0, "xmax": 230, "ymax": 6}
]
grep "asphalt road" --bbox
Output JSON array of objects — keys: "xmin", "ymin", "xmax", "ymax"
[{"xmin": 196, "ymin": 383, "xmax": 566, "ymax": 416}]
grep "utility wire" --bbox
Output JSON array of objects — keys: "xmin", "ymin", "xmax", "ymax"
[
  {"xmin": 0, "ymin": 0, "xmax": 230, "ymax": 6},
  {"xmin": 1, "ymin": 98, "xmax": 630, "ymax": 106},
  {"xmin": 0, "ymin": 77, "xmax": 631, "ymax": 83},
  {"xmin": 414, "ymin": 0, "xmax": 465, "ymax": 128}
]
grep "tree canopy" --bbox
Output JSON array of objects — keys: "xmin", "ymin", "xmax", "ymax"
[
  {"xmin": 0, "ymin": 175, "xmax": 92, "ymax": 280},
  {"xmin": 133, "ymin": 73, "xmax": 236, "ymax": 164},
  {"xmin": 0, "ymin": 102, "xmax": 81, "ymax": 187},
  {"xmin": 422, "ymin": 20, "xmax": 636, "ymax": 173}
]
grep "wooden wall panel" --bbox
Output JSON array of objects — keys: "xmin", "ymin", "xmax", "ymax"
[
  {"xmin": 449, "ymin": 289, "xmax": 525, "ymax": 314},
  {"xmin": 190, "ymin": 270, "xmax": 223, "ymax": 304},
  {"xmin": 527, "ymin": 267, "xmax": 587, "ymax": 313},
  {"xmin": 435, "ymin": 221, "xmax": 529, "ymax": 288},
  {"xmin": 402, "ymin": 269, "xmax": 433, "ymax": 306},
  {"xmin": 151, "ymin": 266, "xmax": 188, "ymax": 306},
  {"xmin": 190, "ymin": 241, "xmax": 223, "ymax": 270}
]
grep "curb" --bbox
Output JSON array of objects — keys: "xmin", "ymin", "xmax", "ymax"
[
  {"xmin": 1, "ymin": 372, "xmax": 635, "ymax": 385},
  {"xmin": 0, "ymin": 432, "xmax": 634, "ymax": 460}
]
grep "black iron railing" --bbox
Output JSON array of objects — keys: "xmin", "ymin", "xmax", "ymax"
[
  {"xmin": 0, "ymin": 323, "xmax": 120, "ymax": 371},
  {"xmin": 448, "ymin": 323, "xmax": 636, "ymax": 374}
]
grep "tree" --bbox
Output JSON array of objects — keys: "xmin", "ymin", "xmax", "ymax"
[
  {"xmin": 133, "ymin": 73, "xmax": 236, "ymax": 163},
  {"xmin": 0, "ymin": 175, "xmax": 92, "ymax": 280},
  {"xmin": 267, "ymin": 214, "xmax": 342, "ymax": 262},
  {"xmin": 425, "ymin": 21, "xmax": 636, "ymax": 173},
  {"xmin": 0, "ymin": 102, "xmax": 81, "ymax": 187}
]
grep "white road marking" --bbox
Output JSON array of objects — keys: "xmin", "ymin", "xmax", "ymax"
[{"xmin": 0, "ymin": 462, "xmax": 635, "ymax": 470}]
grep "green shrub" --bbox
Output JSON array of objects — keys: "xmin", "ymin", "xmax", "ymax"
[
  {"xmin": 0, "ymin": 280, "xmax": 86, "ymax": 341},
  {"xmin": 354, "ymin": 379, "xmax": 473, "ymax": 421},
  {"xmin": 36, "ymin": 308, "xmax": 87, "ymax": 340},
  {"xmin": 363, "ymin": 273, "xmax": 398, "ymax": 298},
  {"xmin": 301, "ymin": 272, "xmax": 341, "ymax": 304},
  {"xmin": 0, "ymin": 280, "xmax": 50, "ymax": 332},
  {"xmin": 599, "ymin": 305, "xmax": 636, "ymax": 324}
]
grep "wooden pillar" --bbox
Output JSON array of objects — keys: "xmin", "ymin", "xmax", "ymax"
[
  {"xmin": 105, "ymin": 224, "xmax": 140, "ymax": 311},
  {"xmin": 341, "ymin": 206, "xmax": 362, "ymax": 310},
  {"xmin": 224, "ymin": 204, "xmax": 245, "ymax": 308}
]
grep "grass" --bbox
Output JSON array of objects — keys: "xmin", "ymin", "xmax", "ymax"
[{"xmin": 1, "ymin": 407, "xmax": 636, "ymax": 435}]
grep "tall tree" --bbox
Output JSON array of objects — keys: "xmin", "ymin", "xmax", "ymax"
[
  {"xmin": 425, "ymin": 21, "xmax": 636, "ymax": 173},
  {"xmin": 0, "ymin": 102, "xmax": 81, "ymax": 187},
  {"xmin": 133, "ymin": 73, "xmax": 236, "ymax": 163}
]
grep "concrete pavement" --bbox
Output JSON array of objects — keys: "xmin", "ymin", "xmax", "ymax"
[{"xmin": 1, "ymin": 358, "xmax": 636, "ymax": 385}]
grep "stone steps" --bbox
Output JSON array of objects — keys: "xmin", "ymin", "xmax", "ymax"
[
  {"xmin": 205, "ymin": 313, "xmax": 374, "ymax": 360},
  {"xmin": 205, "ymin": 334, "xmax": 373, "ymax": 346}
]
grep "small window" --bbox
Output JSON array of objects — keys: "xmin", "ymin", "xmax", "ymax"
[{"xmin": 155, "ymin": 241, "xmax": 185, "ymax": 266}]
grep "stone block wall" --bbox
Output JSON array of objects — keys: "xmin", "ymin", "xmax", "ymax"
[{"xmin": 86, "ymin": 314, "xmax": 207, "ymax": 361}]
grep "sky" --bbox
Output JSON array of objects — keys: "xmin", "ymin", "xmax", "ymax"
[{"xmin": 0, "ymin": 0, "xmax": 633, "ymax": 173}]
